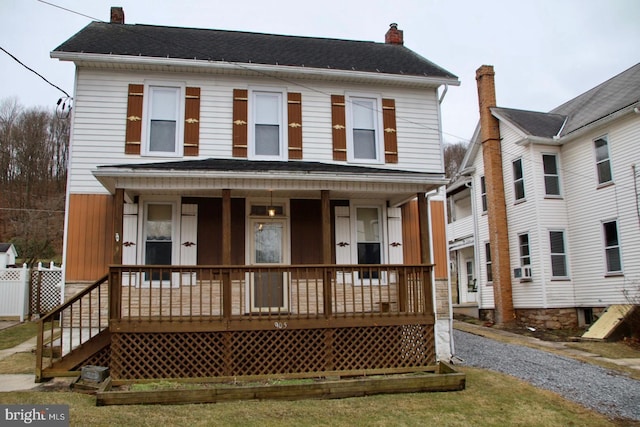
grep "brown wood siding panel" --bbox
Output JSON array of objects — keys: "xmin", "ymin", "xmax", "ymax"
[
  {"xmin": 430, "ymin": 200, "xmax": 447, "ymax": 280},
  {"xmin": 287, "ymin": 92, "xmax": 303, "ymax": 159},
  {"xmin": 125, "ymin": 84, "xmax": 143, "ymax": 155},
  {"xmin": 65, "ymin": 194, "xmax": 113, "ymax": 281},
  {"xmin": 331, "ymin": 95, "xmax": 347, "ymax": 161},
  {"xmin": 232, "ymin": 89, "xmax": 248, "ymax": 157},
  {"xmin": 401, "ymin": 200, "xmax": 421, "ymax": 265},
  {"xmin": 183, "ymin": 87, "xmax": 200, "ymax": 156},
  {"xmin": 290, "ymin": 199, "xmax": 322, "ymax": 264},
  {"xmin": 382, "ymin": 98, "xmax": 398, "ymax": 163},
  {"xmin": 231, "ymin": 198, "xmax": 246, "ymax": 265}
]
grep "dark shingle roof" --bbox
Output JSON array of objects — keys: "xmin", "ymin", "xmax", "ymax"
[
  {"xmin": 492, "ymin": 107, "xmax": 566, "ymax": 138},
  {"xmin": 0, "ymin": 243, "xmax": 13, "ymax": 253},
  {"xmin": 551, "ymin": 62, "xmax": 640, "ymax": 136},
  {"xmin": 53, "ymin": 22, "xmax": 457, "ymax": 80},
  {"xmin": 98, "ymin": 158, "xmax": 432, "ymax": 176}
]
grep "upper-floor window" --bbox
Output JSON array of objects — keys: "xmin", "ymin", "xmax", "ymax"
[
  {"xmin": 512, "ymin": 158, "xmax": 525, "ymax": 201},
  {"xmin": 603, "ymin": 220, "xmax": 622, "ymax": 274},
  {"xmin": 250, "ymin": 90, "xmax": 286, "ymax": 160},
  {"xmin": 485, "ymin": 242, "xmax": 493, "ymax": 283},
  {"xmin": 480, "ymin": 176, "xmax": 487, "ymax": 213},
  {"xmin": 144, "ymin": 85, "xmax": 184, "ymax": 157},
  {"xmin": 347, "ymin": 95, "xmax": 383, "ymax": 163},
  {"xmin": 518, "ymin": 233, "xmax": 530, "ymax": 267},
  {"xmin": 549, "ymin": 230, "xmax": 568, "ymax": 277},
  {"xmin": 542, "ymin": 154, "xmax": 561, "ymax": 197},
  {"xmin": 594, "ymin": 136, "xmax": 613, "ymax": 185}
]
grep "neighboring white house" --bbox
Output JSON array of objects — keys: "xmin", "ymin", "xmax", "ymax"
[
  {"xmin": 0, "ymin": 243, "xmax": 18, "ymax": 268},
  {"xmin": 448, "ymin": 63, "xmax": 640, "ymax": 328}
]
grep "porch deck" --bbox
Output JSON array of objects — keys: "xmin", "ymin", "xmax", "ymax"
[{"xmin": 36, "ymin": 264, "xmax": 435, "ymax": 381}]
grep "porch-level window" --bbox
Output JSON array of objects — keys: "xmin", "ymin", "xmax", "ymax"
[
  {"xmin": 145, "ymin": 204, "xmax": 173, "ymax": 280},
  {"xmin": 356, "ymin": 207, "xmax": 381, "ymax": 278},
  {"xmin": 485, "ymin": 242, "xmax": 492, "ymax": 283},
  {"xmin": 518, "ymin": 233, "xmax": 530, "ymax": 267},
  {"xmin": 549, "ymin": 230, "xmax": 568, "ymax": 278},
  {"xmin": 603, "ymin": 220, "xmax": 622, "ymax": 274}
]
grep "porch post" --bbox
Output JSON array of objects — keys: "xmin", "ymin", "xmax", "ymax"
[
  {"xmin": 222, "ymin": 189, "xmax": 232, "ymax": 319},
  {"xmin": 321, "ymin": 190, "xmax": 332, "ymax": 316},
  {"xmin": 417, "ymin": 192, "xmax": 431, "ymax": 264},
  {"xmin": 112, "ymin": 188, "xmax": 124, "ymax": 264}
]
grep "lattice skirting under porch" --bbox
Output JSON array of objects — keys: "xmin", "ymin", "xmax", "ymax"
[{"xmin": 108, "ymin": 324, "xmax": 435, "ymax": 380}]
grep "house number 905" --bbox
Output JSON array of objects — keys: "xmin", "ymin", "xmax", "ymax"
[{"xmin": 274, "ymin": 321, "xmax": 288, "ymax": 329}]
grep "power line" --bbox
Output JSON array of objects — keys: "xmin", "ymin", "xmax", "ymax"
[{"xmin": 0, "ymin": 45, "xmax": 70, "ymax": 98}]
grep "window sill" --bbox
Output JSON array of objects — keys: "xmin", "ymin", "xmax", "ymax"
[
  {"xmin": 550, "ymin": 277, "xmax": 571, "ymax": 281},
  {"xmin": 514, "ymin": 198, "xmax": 527, "ymax": 205},
  {"xmin": 604, "ymin": 272, "xmax": 624, "ymax": 277},
  {"xmin": 544, "ymin": 195, "xmax": 563, "ymax": 200},
  {"xmin": 597, "ymin": 181, "xmax": 615, "ymax": 190}
]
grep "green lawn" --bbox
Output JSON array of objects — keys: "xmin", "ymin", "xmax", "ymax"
[{"xmin": 0, "ymin": 321, "xmax": 38, "ymax": 350}]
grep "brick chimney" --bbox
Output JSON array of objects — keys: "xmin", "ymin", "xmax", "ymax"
[
  {"xmin": 476, "ymin": 65, "xmax": 515, "ymax": 326},
  {"xmin": 110, "ymin": 7, "xmax": 125, "ymax": 24},
  {"xmin": 385, "ymin": 23, "xmax": 404, "ymax": 45}
]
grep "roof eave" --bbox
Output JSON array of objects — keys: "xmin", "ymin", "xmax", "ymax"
[{"xmin": 51, "ymin": 51, "xmax": 461, "ymax": 88}]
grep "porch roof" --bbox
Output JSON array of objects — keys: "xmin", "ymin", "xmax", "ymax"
[{"xmin": 93, "ymin": 158, "xmax": 448, "ymax": 204}]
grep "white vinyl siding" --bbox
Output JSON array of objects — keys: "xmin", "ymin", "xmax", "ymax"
[{"xmin": 67, "ymin": 69, "xmax": 444, "ymax": 194}]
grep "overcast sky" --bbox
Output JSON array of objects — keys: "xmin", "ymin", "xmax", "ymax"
[{"xmin": 1, "ymin": 0, "xmax": 639, "ymax": 144}]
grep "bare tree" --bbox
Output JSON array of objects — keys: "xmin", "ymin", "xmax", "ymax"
[
  {"xmin": 443, "ymin": 141, "xmax": 468, "ymax": 179},
  {"xmin": 0, "ymin": 99, "xmax": 68, "ymax": 265}
]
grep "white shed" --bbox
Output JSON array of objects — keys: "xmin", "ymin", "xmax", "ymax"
[{"xmin": 0, "ymin": 243, "xmax": 18, "ymax": 268}]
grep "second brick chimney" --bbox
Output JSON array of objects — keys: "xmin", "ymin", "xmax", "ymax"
[
  {"xmin": 385, "ymin": 23, "xmax": 403, "ymax": 45},
  {"xmin": 476, "ymin": 65, "xmax": 515, "ymax": 326},
  {"xmin": 110, "ymin": 7, "xmax": 125, "ymax": 24}
]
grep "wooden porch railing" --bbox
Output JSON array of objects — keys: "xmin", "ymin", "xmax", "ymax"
[{"xmin": 36, "ymin": 264, "xmax": 433, "ymax": 380}]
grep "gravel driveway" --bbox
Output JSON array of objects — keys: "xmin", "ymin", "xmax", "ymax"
[{"xmin": 453, "ymin": 329, "xmax": 640, "ymax": 422}]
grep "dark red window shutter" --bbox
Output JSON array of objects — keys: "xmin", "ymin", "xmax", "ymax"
[
  {"xmin": 125, "ymin": 84, "xmax": 143, "ymax": 155},
  {"xmin": 232, "ymin": 89, "xmax": 248, "ymax": 158},
  {"xmin": 287, "ymin": 92, "xmax": 303, "ymax": 159},
  {"xmin": 382, "ymin": 98, "xmax": 398, "ymax": 163},
  {"xmin": 331, "ymin": 95, "xmax": 347, "ymax": 161},
  {"xmin": 183, "ymin": 87, "xmax": 201, "ymax": 156}
]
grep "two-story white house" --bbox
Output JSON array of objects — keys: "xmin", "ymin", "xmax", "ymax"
[
  {"xmin": 448, "ymin": 63, "xmax": 640, "ymax": 329},
  {"xmin": 36, "ymin": 8, "xmax": 460, "ymax": 382}
]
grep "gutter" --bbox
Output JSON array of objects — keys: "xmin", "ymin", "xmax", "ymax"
[{"xmin": 51, "ymin": 52, "xmax": 461, "ymax": 89}]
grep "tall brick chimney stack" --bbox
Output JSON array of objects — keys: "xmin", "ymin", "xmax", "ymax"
[
  {"xmin": 385, "ymin": 23, "xmax": 404, "ymax": 45},
  {"xmin": 110, "ymin": 7, "xmax": 125, "ymax": 24},
  {"xmin": 476, "ymin": 65, "xmax": 515, "ymax": 326}
]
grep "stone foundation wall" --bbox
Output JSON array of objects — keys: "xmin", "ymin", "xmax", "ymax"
[
  {"xmin": 434, "ymin": 279, "xmax": 450, "ymax": 320},
  {"xmin": 515, "ymin": 308, "xmax": 578, "ymax": 329}
]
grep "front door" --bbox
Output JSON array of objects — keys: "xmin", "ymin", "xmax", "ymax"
[{"xmin": 248, "ymin": 219, "xmax": 288, "ymax": 312}]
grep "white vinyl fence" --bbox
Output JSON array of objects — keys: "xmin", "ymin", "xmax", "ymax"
[
  {"xmin": 0, "ymin": 265, "xmax": 29, "ymax": 321},
  {"xmin": 0, "ymin": 262, "xmax": 64, "ymax": 321}
]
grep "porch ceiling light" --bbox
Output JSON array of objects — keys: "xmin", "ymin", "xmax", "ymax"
[{"xmin": 268, "ymin": 191, "xmax": 276, "ymax": 217}]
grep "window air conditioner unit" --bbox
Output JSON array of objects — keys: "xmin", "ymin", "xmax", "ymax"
[{"xmin": 522, "ymin": 267, "xmax": 532, "ymax": 279}]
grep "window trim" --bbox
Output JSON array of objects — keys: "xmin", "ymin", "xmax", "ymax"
[
  {"xmin": 248, "ymin": 87, "xmax": 288, "ymax": 161},
  {"xmin": 141, "ymin": 82, "xmax": 186, "ymax": 158},
  {"xmin": 512, "ymin": 158, "xmax": 526, "ymax": 202},
  {"xmin": 594, "ymin": 135, "xmax": 614, "ymax": 186},
  {"xmin": 602, "ymin": 219, "xmax": 623, "ymax": 275},
  {"xmin": 345, "ymin": 92, "xmax": 384, "ymax": 164},
  {"xmin": 542, "ymin": 153, "xmax": 562, "ymax": 198},
  {"xmin": 549, "ymin": 229, "xmax": 569, "ymax": 279}
]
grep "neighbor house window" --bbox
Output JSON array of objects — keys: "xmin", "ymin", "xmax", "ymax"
[
  {"xmin": 549, "ymin": 230, "xmax": 567, "ymax": 277},
  {"xmin": 485, "ymin": 242, "xmax": 493, "ymax": 283},
  {"xmin": 347, "ymin": 95, "xmax": 382, "ymax": 163},
  {"xmin": 518, "ymin": 233, "xmax": 530, "ymax": 267},
  {"xmin": 145, "ymin": 85, "xmax": 183, "ymax": 156},
  {"xmin": 480, "ymin": 176, "xmax": 488, "ymax": 213},
  {"xmin": 251, "ymin": 90, "xmax": 285, "ymax": 159},
  {"xmin": 512, "ymin": 158, "xmax": 525, "ymax": 201},
  {"xmin": 603, "ymin": 220, "xmax": 622, "ymax": 273},
  {"xmin": 594, "ymin": 136, "xmax": 613, "ymax": 185},
  {"xmin": 543, "ymin": 154, "xmax": 561, "ymax": 196}
]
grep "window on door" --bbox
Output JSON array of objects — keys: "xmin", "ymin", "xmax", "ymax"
[
  {"xmin": 145, "ymin": 203, "xmax": 173, "ymax": 280},
  {"xmin": 356, "ymin": 207, "xmax": 381, "ymax": 278}
]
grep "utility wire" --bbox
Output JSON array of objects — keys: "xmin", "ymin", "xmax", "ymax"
[{"xmin": 0, "ymin": 46, "xmax": 70, "ymax": 98}]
